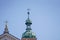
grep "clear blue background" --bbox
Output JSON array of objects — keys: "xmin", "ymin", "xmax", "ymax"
[{"xmin": 0, "ymin": 0, "xmax": 60, "ymax": 40}]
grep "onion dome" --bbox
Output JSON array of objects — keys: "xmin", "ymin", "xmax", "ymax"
[
  {"xmin": 22, "ymin": 30, "xmax": 36, "ymax": 38},
  {"xmin": 22, "ymin": 10, "xmax": 36, "ymax": 38}
]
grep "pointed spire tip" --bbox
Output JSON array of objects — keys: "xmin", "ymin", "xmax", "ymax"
[{"xmin": 4, "ymin": 21, "xmax": 9, "ymax": 34}]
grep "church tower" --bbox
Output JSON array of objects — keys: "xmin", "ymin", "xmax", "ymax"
[{"xmin": 21, "ymin": 10, "xmax": 37, "ymax": 40}]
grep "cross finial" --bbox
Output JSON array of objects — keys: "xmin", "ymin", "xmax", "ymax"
[
  {"xmin": 27, "ymin": 9, "xmax": 30, "ymax": 12},
  {"xmin": 27, "ymin": 9, "xmax": 30, "ymax": 19}
]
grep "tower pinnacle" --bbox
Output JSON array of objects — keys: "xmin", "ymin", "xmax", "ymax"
[
  {"xmin": 25, "ymin": 9, "xmax": 32, "ymax": 30},
  {"xmin": 4, "ymin": 21, "xmax": 9, "ymax": 34},
  {"xmin": 25, "ymin": 9, "xmax": 32, "ymax": 26},
  {"xmin": 22, "ymin": 10, "xmax": 36, "ymax": 38},
  {"xmin": 27, "ymin": 9, "xmax": 30, "ymax": 20}
]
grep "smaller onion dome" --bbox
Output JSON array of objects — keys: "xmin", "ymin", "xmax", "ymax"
[{"xmin": 25, "ymin": 12, "xmax": 32, "ymax": 26}]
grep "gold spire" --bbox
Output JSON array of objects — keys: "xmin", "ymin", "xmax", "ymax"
[{"xmin": 4, "ymin": 21, "xmax": 9, "ymax": 34}]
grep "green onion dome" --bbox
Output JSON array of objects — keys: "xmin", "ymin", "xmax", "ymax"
[
  {"xmin": 25, "ymin": 18, "xmax": 32, "ymax": 26},
  {"xmin": 22, "ymin": 30, "xmax": 36, "ymax": 38}
]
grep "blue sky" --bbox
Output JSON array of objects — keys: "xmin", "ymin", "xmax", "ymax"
[{"xmin": 0, "ymin": 0, "xmax": 60, "ymax": 40}]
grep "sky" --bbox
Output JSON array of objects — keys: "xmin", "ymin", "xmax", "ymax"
[{"xmin": 0, "ymin": 0, "xmax": 60, "ymax": 40}]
